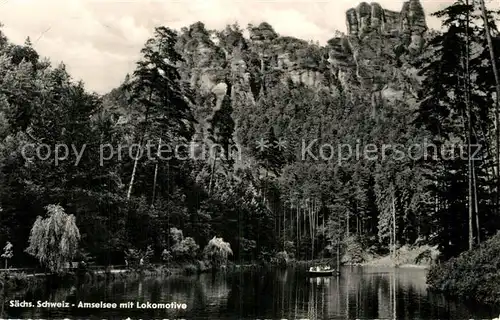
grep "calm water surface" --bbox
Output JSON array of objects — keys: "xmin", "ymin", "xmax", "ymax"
[{"xmin": 2, "ymin": 266, "xmax": 499, "ymax": 319}]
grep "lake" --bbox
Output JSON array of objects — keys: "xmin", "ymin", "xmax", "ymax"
[{"xmin": 2, "ymin": 266, "xmax": 499, "ymax": 319}]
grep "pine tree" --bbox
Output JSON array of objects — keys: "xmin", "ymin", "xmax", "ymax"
[
  {"xmin": 126, "ymin": 26, "xmax": 196, "ymax": 200},
  {"xmin": 414, "ymin": 1, "xmax": 498, "ymax": 257}
]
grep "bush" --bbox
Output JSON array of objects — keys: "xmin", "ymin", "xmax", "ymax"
[
  {"xmin": 0, "ymin": 272, "xmax": 33, "ymax": 290},
  {"xmin": 124, "ymin": 245, "xmax": 154, "ymax": 269},
  {"xmin": 271, "ymin": 251, "xmax": 290, "ymax": 267},
  {"xmin": 427, "ymin": 232, "xmax": 500, "ymax": 305},
  {"xmin": 182, "ymin": 264, "xmax": 198, "ymax": 275},
  {"xmin": 170, "ymin": 228, "xmax": 183, "ymax": 243},
  {"xmin": 196, "ymin": 260, "xmax": 211, "ymax": 272},
  {"xmin": 172, "ymin": 237, "xmax": 199, "ymax": 261},
  {"xmin": 169, "ymin": 228, "xmax": 199, "ymax": 261},
  {"xmin": 161, "ymin": 249, "xmax": 172, "ymax": 262}
]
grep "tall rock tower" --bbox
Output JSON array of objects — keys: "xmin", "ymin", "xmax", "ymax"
[{"xmin": 328, "ymin": 0, "xmax": 428, "ymax": 114}]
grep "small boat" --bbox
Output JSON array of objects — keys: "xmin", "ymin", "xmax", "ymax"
[{"xmin": 307, "ymin": 266, "xmax": 339, "ymax": 277}]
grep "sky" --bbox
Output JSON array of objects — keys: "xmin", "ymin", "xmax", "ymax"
[{"xmin": 0, "ymin": 0, "xmax": 489, "ymax": 94}]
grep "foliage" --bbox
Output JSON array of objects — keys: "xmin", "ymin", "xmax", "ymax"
[
  {"xmin": 124, "ymin": 245, "xmax": 154, "ymax": 268},
  {"xmin": 171, "ymin": 237, "xmax": 199, "ymax": 261},
  {"xmin": 427, "ymin": 232, "xmax": 500, "ymax": 304},
  {"xmin": 169, "ymin": 228, "xmax": 199, "ymax": 261},
  {"xmin": 161, "ymin": 249, "xmax": 172, "ymax": 262},
  {"xmin": 203, "ymin": 236, "xmax": 233, "ymax": 267},
  {"xmin": 169, "ymin": 227, "xmax": 184, "ymax": 244},
  {"xmin": 272, "ymin": 251, "xmax": 290, "ymax": 267},
  {"xmin": 414, "ymin": 0, "xmax": 500, "ymax": 258},
  {"xmin": 341, "ymin": 236, "xmax": 365, "ymax": 264},
  {"xmin": 1, "ymin": 241, "xmax": 13, "ymax": 269},
  {"xmin": 25, "ymin": 205, "xmax": 80, "ymax": 273},
  {"xmin": 182, "ymin": 263, "xmax": 198, "ymax": 275},
  {"xmin": 1, "ymin": 242, "xmax": 13, "ymax": 260}
]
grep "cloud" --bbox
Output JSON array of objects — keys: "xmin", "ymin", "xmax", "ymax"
[{"xmin": 0, "ymin": 0, "xmax": 497, "ymax": 94}]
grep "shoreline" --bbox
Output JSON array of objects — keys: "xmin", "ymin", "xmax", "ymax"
[
  {"xmin": 341, "ymin": 262, "xmax": 430, "ymax": 269},
  {"xmin": 341, "ymin": 245, "xmax": 439, "ymax": 270},
  {"xmin": 0, "ymin": 255, "xmax": 431, "ymax": 284}
]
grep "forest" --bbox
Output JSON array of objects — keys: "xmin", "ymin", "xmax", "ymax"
[{"xmin": 0, "ymin": 0, "xmax": 499, "ymax": 282}]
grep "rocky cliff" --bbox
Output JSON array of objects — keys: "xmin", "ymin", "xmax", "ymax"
[
  {"xmin": 106, "ymin": 0, "xmax": 428, "ymax": 141},
  {"xmin": 329, "ymin": 0, "xmax": 427, "ymax": 112}
]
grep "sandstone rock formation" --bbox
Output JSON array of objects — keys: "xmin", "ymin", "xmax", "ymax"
[
  {"xmin": 402, "ymin": 0, "xmax": 428, "ymax": 55},
  {"xmin": 180, "ymin": 22, "xmax": 226, "ymax": 96},
  {"xmin": 329, "ymin": 0, "xmax": 427, "ymax": 112},
  {"xmin": 345, "ymin": 1, "xmax": 427, "ymax": 42}
]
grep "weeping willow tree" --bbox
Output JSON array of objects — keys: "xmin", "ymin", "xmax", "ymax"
[
  {"xmin": 25, "ymin": 204, "xmax": 80, "ymax": 273},
  {"xmin": 203, "ymin": 236, "xmax": 233, "ymax": 267}
]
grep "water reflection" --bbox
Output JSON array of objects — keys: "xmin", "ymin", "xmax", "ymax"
[{"xmin": 2, "ymin": 266, "xmax": 500, "ymax": 319}]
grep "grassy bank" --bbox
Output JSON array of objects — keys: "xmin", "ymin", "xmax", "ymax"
[
  {"xmin": 340, "ymin": 242, "xmax": 439, "ymax": 269},
  {"xmin": 427, "ymin": 232, "xmax": 500, "ymax": 305},
  {"xmin": 360, "ymin": 245, "xmax": 440, "ymax": 269}
]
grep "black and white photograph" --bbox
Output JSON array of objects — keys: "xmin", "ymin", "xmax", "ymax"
[{"xmin": 0, "ymin": 0, "xmax": 500, "ymax": 319}]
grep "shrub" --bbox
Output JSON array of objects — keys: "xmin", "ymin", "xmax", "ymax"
[
  {"xmin": 270, "ymin": 251, "xmax": 290, "ymax": 267},
  {"xmin": 161, "ymin": 249, "xmax": 172, "ymax": 262},
  {"xmin": 169, "ymin": 228, "xmax": 199, "ymax": 261},
  {"xmin": 182, "ymin": 263, "xmax": 198, "ymax": 275},
  {"xmin": 196, "ymin": 260, "xmax": 211, "ymax": 272},
  {"xmin": 171, "ymin": 237, "xmax": 199, "ymax": 261},
  {"xmin": 427, "ymin": 232, "xmax": 500, "ymax": 305},
  {"xmin": 124, "ymin": 245, "xmax": 154, "ymax": 269},
  {"xmin": 170, "ymin": 227, "xmax": 183, "ymax": 243}
]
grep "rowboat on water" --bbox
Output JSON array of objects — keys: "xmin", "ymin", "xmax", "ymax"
[{"xmin": 307, "ymin": 266, "xmax": 340, "ymax": 277}]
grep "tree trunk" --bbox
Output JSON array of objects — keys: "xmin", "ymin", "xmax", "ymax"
[
  {"xmin": 311, "ymin": 200, "xmax": 314, "ymax": 259},
  {"xmin": 465, "ymin": 0, "xmax": 474, "ymax": 250},
  {"xmin": 392, "ymin": 268, "xmax": 396, "ymax": 319},
  {"xmin": 337, "ymin": 212, "xmax": 341, "ymax": 271},
  {"xmin": 473, "ymin": 161, "xmax": 480, "ymax": 244},
  {"xmin": 126, "ymin": 89, "xmax": 153, "ymax": 200},
  {"xmin": 283, "ymin": 202, "xmax": 286, "ymax": 249},
  {"xmin": 151, "ymin": 137, "xmax": 162, "ymax": 207},
  {"xmin": 468, "ymin": 123, "xmax": 474, "ymax": 249},
  {"xmin": 392, "ymin": 186, "xmax": 396, "ymax": 263},
  {"xmin": 126, "ymin": 148, "xmax": 141, "ymax": 200},
  {"xmin": 297, "ymin": 202, "xmax": 300, "ymax": 257},
  {"xmin": 346, "ymin": 207, "xmax": 350, "ymax": 238},
  {"xmin": 295, "ymin": 201, "xmax": 301, "ymax": 247},
  {"xmin": 322, "ymin": 206, "xmax": 325, "ymax": 257}
]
